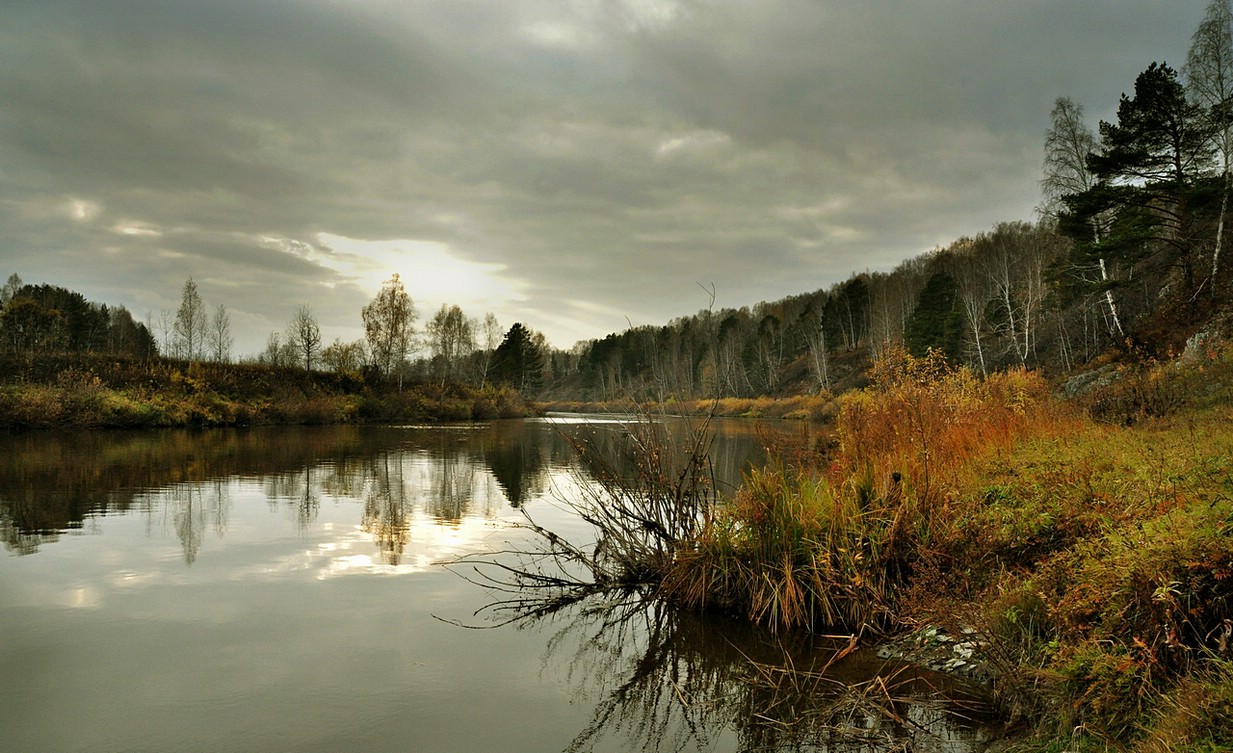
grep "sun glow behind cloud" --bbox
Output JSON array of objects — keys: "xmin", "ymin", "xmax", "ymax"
[
  {"xmin": 67, "ymin": 198, "xmax": 101, "ymax": 222},
  {"xmin": 265, "ymin": 232, "xmax": 531, "ymax": 324}
]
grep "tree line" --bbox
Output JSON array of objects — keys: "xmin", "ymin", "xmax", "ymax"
[
  {"xmin": 253, "ymin": 272, "xmax": 549, "ymax": 392},
  {"xmin": 0, "ymin": 273, "xmax": 156, "ymax": 359},
  {"xmin": 0, "ymin": 269, "xmax": 550, "ymax": 396}
]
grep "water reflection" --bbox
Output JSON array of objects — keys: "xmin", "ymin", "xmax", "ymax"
[
  {"xmin": 164, "ymin": 480, "xmax": 230, "ymax": 565},
  {"xmin": 0, "ymin": 418, "xmax": 778, "ymax": 564},
  {"xmin": 0, "ymin": 419, "xmax": 993, "ymax": 753},
  {"xmin": 362, "ymin": 454, "xmax": 411, "ymax": 564},
  {"xmin": 521, "ymin": 591, "xmax": 993, "ymax": 753}
]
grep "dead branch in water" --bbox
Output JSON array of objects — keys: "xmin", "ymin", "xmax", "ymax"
[{"xmin": 450, "ymin": 408, "xmax": 720, "ymax": 624}]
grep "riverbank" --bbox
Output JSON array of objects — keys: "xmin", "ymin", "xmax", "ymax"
[
  {"xmin": 649, "ymin": 347, "xmax": 1233, "ymax": 750},
  {"xmin": 9, "ymin": 349, "xmax": 1233, "ymax": 748},
  {"xmin": 0, "ymin": 355, "xmax": 532, "ymax": 429}
]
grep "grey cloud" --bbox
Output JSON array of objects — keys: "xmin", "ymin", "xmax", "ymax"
[{"xmin": 0, "ymin": 0, "xmax": 1212, "ymax": 352}]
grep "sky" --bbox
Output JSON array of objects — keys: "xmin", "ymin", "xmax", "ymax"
[{"xmin": 0, "ymin": 0, "xmax": 1210, "ymax": 355}]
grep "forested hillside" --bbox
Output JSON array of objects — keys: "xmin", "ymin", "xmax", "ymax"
[{"xmin": 547, "ymin": 52, "xmax": 1233, "ymax": 402}]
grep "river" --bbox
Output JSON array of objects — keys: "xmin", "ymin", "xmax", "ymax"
[{"xmin": 0, "ymin": 417, "xmax": 995, "ymax": 752}]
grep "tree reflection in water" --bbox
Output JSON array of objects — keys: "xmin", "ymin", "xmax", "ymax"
[
  {"xmin": 263, "ymin": 466, "xmax": 321, "ymax": 531},
  {"xmin": 0, "ymin": 422, "xmax": 995, "ymax": 750},
  {"xmin": 492, "ymin": 590, "xmax": 992, "ymax": 753},
  {"xmin": 362, "ymin": 453, "xmax": 411, "ymax": 565},
  {"xmin": 163, "ymin": 479, "xmax": 230, "ymax": 565}
]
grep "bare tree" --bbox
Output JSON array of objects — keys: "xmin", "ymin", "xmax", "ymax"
[
  {"xmin": 1187, "ymin": 0, "xmax": 1233, "ymax": 294},
  {"xmin": 261, "ymin": 331, "xmax": 282, "ymax": 366},
  {"xmin": 983, "ymin": 223, "xmax": 1049, "ymax": 366},
  {"xmin": 867, "ymin": 261, "xmax": 928, "ymax": 357},
  {"xmin": 289, "ymin": 304, "xmax": 321, "ymax": 371},
  {"xmin": 426, "ymin": 303, "xmax": 475, "ymax": 384},
  {"xmin": 208, "ymin": 303, "xmax": 233, "ymax": 363},
  {"xmin": 1041, "ymin": 98, "xmax": 1100, "ymax": 214},
  {"xmin": 362, "ymin": 273, "xmax": 417, "ymax": 387},
  {"xmin": 260, "ymin": 331, "xmax": 298, "ymax": 368},
  {"xmin": 151, "ymin": 310, "xmax": 175, "ymax": 358},
  {"xmin": 173, "ymin": 276, "xmax": 208, "ymax": 361},
  {"xmin": 946, "ymin": 240, "xmax": 994, "ymax": 376},
  {"xmin": 0, "ymin": 273, "xmax": 21, "ymax": 307},
  {"xmin": 475, "ymin": 312, "xmax": 502, "ymax": 387},
  {"xmin": 805, "ymin": 312, "xmax": 831, "ymax": 392}
]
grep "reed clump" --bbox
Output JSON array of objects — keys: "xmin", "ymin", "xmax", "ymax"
[
  {"xmin": 663, "ymin": 463, "xmax": 906, "ymax": 633},
  {"xmin": 665, "ymin": 348, "xmax": 1068, "ymax": 635}
]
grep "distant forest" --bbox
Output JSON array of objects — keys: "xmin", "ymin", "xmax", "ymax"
[{"xmin": 4, "ymin": 17, "xmax": 1233, "ymax": 403}]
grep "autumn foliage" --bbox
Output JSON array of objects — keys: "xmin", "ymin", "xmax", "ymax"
[{"xmin": 664, "ymin": 349, "xmax": 1069, "ymax": 635}]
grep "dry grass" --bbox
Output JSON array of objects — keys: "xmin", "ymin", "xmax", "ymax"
[
  {"xmin": 664, "ymin": 348, "xmax": 1072, "ymax": 635},
  {"xmin": 830, "ymin": 348, "xmax": 1074, "ymax": 506},
  {"xmin": 664, "ymin": 464, "xmax": 905, "ymax": 633},
  {"xmin": 538, "ymin": 393, "xmax": 839, "ymax": 421},
  {"xmin": 0, "ymin": 360, "xmax": 529, "ymax": 429}
]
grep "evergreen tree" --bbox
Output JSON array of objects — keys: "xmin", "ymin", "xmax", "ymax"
[
  {"xmin": 492, "ymin": 323, "xmax": 544, "ymax": 394},
  {"xmin": 905, "ymin": 272, "xmax": 964, "ymax": 361},
  {"xmin": 1063, "ymin": 63, "xmax": 1216, "ymax": 297}
]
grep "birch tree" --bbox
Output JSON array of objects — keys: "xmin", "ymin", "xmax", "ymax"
[
  {"xmin": 1041, "ymin": 97, "xmax": 1125, "ymax": 337},
  {"xmin": 0, "ymin": 273, "xmax": 21, "ymax": 307},
  {"xmin": 362, "ymin": 273, "xmax": 417, "ymax": 386},
  {"xmin": 208, "ymin": 303, "xmax": 233, "ymax": 363},
  {"xmin": 946, "ymin": 240, "xmax": 993, "ymax": 376},
  {"xmin": 1187, "ymin": 0, "xmax": 1233, "ymax": 294},
  {"xmin": 173, "ymin": 276, "xmax": 208, "ymax": 361},
  {"xmin": 426, "ymin": 303, "xmax": 474, "ymax": 384},
  {"xmin": 474, "ymin": 312, "xmax": 502, "ymax": 387},
  {"xmin": 804, "ymin": 304, "xmax": 831, "ymax": 392}
]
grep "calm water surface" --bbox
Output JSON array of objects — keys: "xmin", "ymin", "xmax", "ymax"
[{"xmin": 0, "ymin": 417, "xmax": 993, "ymax": 753}]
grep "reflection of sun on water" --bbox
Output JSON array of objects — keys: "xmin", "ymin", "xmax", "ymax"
[
  {"xmin": 320, "ymin": 512, "xmax": 508, "ymax": 579},
  {"xmin": 63, "ymin": 586, "xmax": 100, "ymax": 609},
  {"xmin": 67, "ymin": 445, "xmax": 572, "ymax": 583}
]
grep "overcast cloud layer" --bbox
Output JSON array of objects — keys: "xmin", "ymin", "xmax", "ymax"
[{"xmin": 0, "ymin": 0, "xmax": 1208, "ymax": 353}]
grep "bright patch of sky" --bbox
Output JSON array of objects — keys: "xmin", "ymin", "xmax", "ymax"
[{"xmin": 311, "ymin": 233, "xmax": 530, "ymax": 317}]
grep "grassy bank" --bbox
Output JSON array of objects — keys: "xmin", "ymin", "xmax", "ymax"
[
  {"xmin": 656, "ymin": 348, "xmax": 1233, "ymax": 750},
  {"xmin": 0, "ymin": 355, "xmax": 532, "ymax": 429}
]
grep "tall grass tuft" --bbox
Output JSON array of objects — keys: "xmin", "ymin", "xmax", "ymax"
[
  {"xmin": 666, "ymin": 348, "xmax": 1068, "ymax": 635},
  {"xmin": 664, "ymin": 463, "xmax": 908, "ymax": 634}
]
